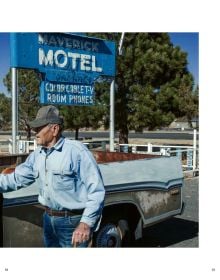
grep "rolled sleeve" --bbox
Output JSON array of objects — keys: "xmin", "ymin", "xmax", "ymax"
[
  {"xmin": 0, "ymin": 153, "xmax": 37, "ymax": 193},
  {"xmin": 79, "ymin": 150, "xmax": 105, "ymax": 228}
]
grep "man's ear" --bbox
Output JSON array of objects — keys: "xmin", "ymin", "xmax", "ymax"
[{"xmin": 53, "ymin": 124, "xmax": 60, "ymax": 136}]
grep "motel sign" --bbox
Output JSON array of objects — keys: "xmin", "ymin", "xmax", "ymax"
[{"xmin": 10, "ymin": 33, "xmax": 116, "ymax": 105}]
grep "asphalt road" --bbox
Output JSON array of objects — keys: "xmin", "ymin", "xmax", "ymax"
[
  {"xmin": 0, "ymin": 130, "xmax": 197, "ymax": 141},
  {"xmin": 132, "ymin": 176, "xmax": 199, "ymax": 248},
  {"xmin": 64, "ymin": 130, "xmax": 197, "ymax": 140}
]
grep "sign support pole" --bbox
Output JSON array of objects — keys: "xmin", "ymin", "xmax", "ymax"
[
  {"xmin": 12, "ymin": 67, "xmax": 18, "ymax": 154},
  {"xmin": 110, "ymin": 79, "xmax": 115, "ymax": 152},
  {"xmin": 109, "ymin": 33, "xmax": 125, "ymax": 152}
]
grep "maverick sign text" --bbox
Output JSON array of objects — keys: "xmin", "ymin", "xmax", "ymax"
[{"xmin": 10, "ymin": 33, "xmax": 116, "ymax": 105}]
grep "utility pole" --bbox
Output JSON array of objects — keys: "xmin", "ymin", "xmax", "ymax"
[
  {"xmin": 109, "ymin": 79, "xmax": 115, "ymax": 151},
  {"xmin": 12, "ymin": 68, "xmax": 18, "ymax": 154},
  {"xmin": 118, "ymin": 32, "xmax": 125, "ymax": 55},
  {"xmin": 109, "ymin": 33, "xmax": 125, "ymax": 152}
]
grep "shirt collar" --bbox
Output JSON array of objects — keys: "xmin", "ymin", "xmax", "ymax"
[
  {"xmin": 53, "ymin": 136, "xmax": 65, "ymax": 151},
  {"xmin": 39, "ymin": 136, "xmax": 65, "ymax": 154}
]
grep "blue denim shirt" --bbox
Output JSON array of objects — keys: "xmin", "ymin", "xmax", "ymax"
[{"xmin": 0, "ymin": 137, "xmax": 105, "ymax": 228}]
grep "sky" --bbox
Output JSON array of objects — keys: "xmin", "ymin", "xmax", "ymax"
[
  {"xmin": 0, "ymin": 33, "xmax": 10, "ymax": 95},
  {"xmin": 169, "ymin": 32, "xmax": 199, "ymax": 86},
  {"xmin": 0, "ymin": 32, "xmax": 198, "ymax": 96}
]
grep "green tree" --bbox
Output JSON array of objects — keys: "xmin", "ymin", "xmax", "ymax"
[
  {"xmin": 3, "ymin": 69, "xmax": 41, "ymax": 139},
  {"xmin": 90, "ymin": 32, "xmax": 198, "ymax": 143},
  {"xmin": 157, "ymin": 73, "xmax": 198, "ymax": 127},
  {"xmin": 0, "ymin": 93, "xmax": 11, "ymax": 129},
  {"xmin": 59, "ymin": 103, "xmax": 105, "ymax": 140},
  {"xmin": 127, "ymin": 84, "xmax": 175, "ymax": 131}
]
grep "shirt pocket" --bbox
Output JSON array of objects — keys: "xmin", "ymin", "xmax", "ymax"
[
  {"xmin": 52, "ymin": 170, "xmax": 77, "ymax": 191},
  {"xmin": 32, "ymin": 170, "xmax": 39, "ymax": 179}
]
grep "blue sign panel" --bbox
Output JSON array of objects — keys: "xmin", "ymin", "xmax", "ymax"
[
  {"xmin": 40, "ymin": 81, "xmax": 95, "ymax": 106},
  {"xmin": 10, "ymin": 33, "xmax": 116, "ymax": 82},
  {"xmin": 10, "ymin": 33, "xmax": 116, "ymax": 105}
]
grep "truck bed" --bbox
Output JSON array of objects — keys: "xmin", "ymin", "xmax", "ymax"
[{"xmin": 2, "ymin": 151, "xmax": 182, "ymax": 205}]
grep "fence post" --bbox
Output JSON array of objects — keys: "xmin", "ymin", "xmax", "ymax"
[
  {"xmin": 160, "ymin": 148, "xmax": 165, "ymax": 156},
  {"xmin": 18, "ymin": 140, "xmax": 23, "ymax": 154},
  {"xmin": 187, "ymin": 150, "xmax": 193, "ymax": 170},
  {"xmin": 132, "ymin": 145, "xmax": 137, "ymax": 153},
  {"xmin": 26, "ymin": 141, "xmax": 30, "ymax": 153},
  {"xmin": 8, "ymin": 139, "xmax": 12, "ymax": 154},
  {"xmin": 148, "ymin": 143, "xmax": 152, "ymax": 153},
  {"xmin": 193, "ymin": 129, "xmax": 197, "ymax": 171},
  {"xmin": 34, "ymin": 139, "xmax": 37, "ymax": 150}
]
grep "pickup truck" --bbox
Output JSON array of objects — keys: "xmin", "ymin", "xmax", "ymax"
[{"xmin": 0, "ymin": 151, "xmax": 184, "ymax": 247}]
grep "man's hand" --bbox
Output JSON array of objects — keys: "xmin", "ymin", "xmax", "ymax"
[{"xmin": 72, "ymin": 222, "xmax": 91, "ymax": 246}]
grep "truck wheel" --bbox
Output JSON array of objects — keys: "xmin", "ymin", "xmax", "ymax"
[{"xmin": 94, "ymin": 219, "xmax": 130, "ymax": 248}]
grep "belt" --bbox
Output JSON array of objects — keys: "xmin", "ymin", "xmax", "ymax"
[{"xmin": 44, "ymin": 207, "xmax": 84, "ymax": 217}]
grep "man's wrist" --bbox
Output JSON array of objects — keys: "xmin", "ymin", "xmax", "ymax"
[{"xmin": 79, "ymin": 222, "xmax": 90, "ymax": 230}]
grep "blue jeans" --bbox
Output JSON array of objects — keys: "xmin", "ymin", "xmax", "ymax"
[{"xmin": 43, "ymin": 212, "xmax": 91, "ymax": 248}]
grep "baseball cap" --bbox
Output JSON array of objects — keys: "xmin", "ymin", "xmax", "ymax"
[{"xmin": 29, "ymin": 105, "xmax": 63, "ymax": 128}]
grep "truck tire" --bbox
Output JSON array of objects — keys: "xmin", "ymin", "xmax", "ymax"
[{"xmin": 94, "ymin": 219, "xmax": 130, "ymax": 247}]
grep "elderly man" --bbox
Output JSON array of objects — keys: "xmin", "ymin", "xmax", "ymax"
[{"xmin": 0, "ymin": 105, "xmax": 105, "ymax": 247}]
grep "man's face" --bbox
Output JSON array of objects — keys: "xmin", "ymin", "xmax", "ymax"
[{"xmin": 33, "ymin": 124, "xmax": 59, "ymax": 147}]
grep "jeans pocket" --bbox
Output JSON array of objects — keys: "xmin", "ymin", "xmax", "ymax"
[{"xmin": 68, "ymin": 215, "xmax": 81, "ymax": 227}]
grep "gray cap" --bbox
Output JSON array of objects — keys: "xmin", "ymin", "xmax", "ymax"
[{"xmin": 29, "ymin": 105, "xmax": 63, "ymax": 128}]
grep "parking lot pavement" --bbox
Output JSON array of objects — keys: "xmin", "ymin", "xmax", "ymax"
[{"xmin": 132, "ymin": 177, "xmax": 199, "ymax": 248}]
